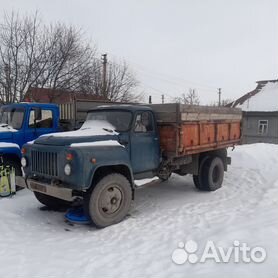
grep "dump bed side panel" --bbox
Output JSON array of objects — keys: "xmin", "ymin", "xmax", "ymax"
[
  {"xmin": 158, "ymin": 125, "xmax": 178, "ymax": 156},
  {"xmin": 158, "ymin": 121, "xmax": 241, "ymax": 157},
  {"xmin": 150, "ymin": 103, "xmax": 242, "ymax": 157}
]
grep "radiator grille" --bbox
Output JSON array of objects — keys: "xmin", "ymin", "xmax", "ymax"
[{"xmin": 31, "ymin": 150, "xmax": 58, "ymax": 177}]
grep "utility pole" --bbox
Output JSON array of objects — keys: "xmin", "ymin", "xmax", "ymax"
[
  {"xmin": 218, "ymin": 88, "xmax": 222, "ymax": 106},
  {"xmin": 148, "ymin": 95, "xmax": 152, "ymax": 104},
  {"xmin": 162, "ymin": 94, "xmax": 165, "ymax": 104},
  {"xmin": 101, "ymin": 54, "xmax": 108, "ymax": 97}
]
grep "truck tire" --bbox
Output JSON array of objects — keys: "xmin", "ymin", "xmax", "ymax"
[
  {"xmin": 34, "ymin": 191, "xmax": 72, "ymax": 210},
  {"xmin": 84, "ymin": 173, "xmax": 132, "ymax": 228},
  {"xmin": 196, "ymin": 156, "xmax": 224, "ymax": 191},
  {"xmin": 193, "ymin": 156, "xmax": 209, "ymax": 191}
]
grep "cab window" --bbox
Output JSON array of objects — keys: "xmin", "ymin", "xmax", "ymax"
[
  {"xmin": 134, "ymin": 112, "xmax": 154, "ymax": 133},
  {"xmin": 29, "ymin": 109, "xmax": 53, "ymax": 128}
]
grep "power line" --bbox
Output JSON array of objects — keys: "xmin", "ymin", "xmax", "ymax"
[
  {"xmin": 108, "ymin": 52, "xmax": 242, "ymax": 95},
  {"xmin": 100, "ymin": 53, "xmax": 236, "ymax": 104},
  {"xmin": 128, "ymin": 60, "xmax": 219, "ymax": 90}
]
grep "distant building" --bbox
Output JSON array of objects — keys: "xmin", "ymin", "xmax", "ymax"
[
  {"xmin": 24, "ymin": 87, "xmax": 106, "ymax": 104},
  {"xmin": 229, "ymin": 79, "xmax": 278, "ymax": 144}
]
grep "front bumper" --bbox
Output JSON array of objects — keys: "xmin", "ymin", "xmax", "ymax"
[{"xmin": 16, "ymin": 176, "xmax": 73, "ymax": 201}]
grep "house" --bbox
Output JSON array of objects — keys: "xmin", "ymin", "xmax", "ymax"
[
  {"xmin": 229, "ymin": 79, "xmax": 278, "ymax": 144},
  {"xmin": 24, "ymin": 87, "xmax": 105, "ymax": 104}
]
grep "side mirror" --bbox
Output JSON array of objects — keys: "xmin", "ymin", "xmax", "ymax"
[{"xmin": 34, "ymin": 107, "xmax": 42, "ymax": 121}]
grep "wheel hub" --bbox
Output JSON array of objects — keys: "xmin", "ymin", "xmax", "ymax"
[{"xmin": 100, "ymin": 186, "xmax": 122, "ymax": 215}]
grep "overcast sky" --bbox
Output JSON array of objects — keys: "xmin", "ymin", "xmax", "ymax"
[{"xmin": 1, "ymin": 0, "xmax": 278, "ymax": 104}]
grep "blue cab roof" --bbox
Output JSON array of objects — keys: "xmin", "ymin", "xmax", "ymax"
[{"xmin": 1, "ymin": 102, "xmax": 58, "ymax": 110}]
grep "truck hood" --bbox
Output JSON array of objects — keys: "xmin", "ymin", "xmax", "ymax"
[
  {"xmin": 0, "ymin": 124, "xmax": 18, "ymax": 140},
  {"xmin": 33, "ymin": 127, "xmax": 119, "ymax": 146},
  {"xmin": 0, "ymin": 131, "xmax": 13, "ymax": 140}
]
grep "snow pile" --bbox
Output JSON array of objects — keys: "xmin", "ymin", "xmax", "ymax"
[
  {"xmin": 237, "ymin": 82, "xmax": 278, "ymax": 111},
  {"xmin": 135, "ymin": 176, "xmax": 159, "ymax": 186},
  {"xmin": 0, "ymin": 124, "xmax": 18, "ymax": 132},
  {"xmin": 70, "ymin": 140, "xmax": 123, "ymax": 148},
  {"xmin": 0, "ymin": 143, "xmax": 278, "ymax": 278}
]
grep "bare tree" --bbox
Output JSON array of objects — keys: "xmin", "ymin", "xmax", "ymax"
[
  {"xmin": 33, "ymin": 25, "xmax": 96, "ymax": 93},
  {"xmin": 209, "ymin": 98, "xmax": 233, "ymax": 107},
  {"xmin": 0, "ymin": 12, "xmax": 140, "ymax": 104},
  {"xmin": 174, "ymin": 89, "xmax": 200, "ymax": 105},
  {"xmin": 105, "ymin": 60, "xmax": 141, "ymax": 102},
  {"xmin": 83, "ymin": 58, "xmax": 141, "ymax": 103},
  {"xmin": 0, "ymin": 12, "xmax": 40, "ymax": 103},
  {"xmin": 221, "ymin": 98, "xmax": 233, "ymax": 107}
]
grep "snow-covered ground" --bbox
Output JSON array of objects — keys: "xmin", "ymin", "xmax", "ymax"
[{"xmin": 0, "ymin": 143, "xmax": 277, "ymax": 278}]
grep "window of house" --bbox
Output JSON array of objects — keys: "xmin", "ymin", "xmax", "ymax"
[
  {"xmin": 134, "ymin": 112, "xmax": 154, "ymax": 133},
  {"xmin": 258, "ymin": 120, "xmax": 268, "ymax": 135},
  {"xmin": 29, "ymin": 109, "xmax": 53, "ymax": 128}
]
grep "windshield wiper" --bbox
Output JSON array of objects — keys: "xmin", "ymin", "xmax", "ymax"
[{"xmin": 102, "ymin": 127, "xmax": 114, "ymax": 133}]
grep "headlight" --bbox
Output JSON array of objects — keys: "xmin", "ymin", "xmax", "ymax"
[
  {"xmin": 21, "ymin": 157, "xmax": 27, "ymax": 167},
  {"xmin": 64, "ymin": 164, "xmax": 71, "ymax": 176}
]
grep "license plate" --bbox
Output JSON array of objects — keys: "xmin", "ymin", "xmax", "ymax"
[{"xmin": 29, "ymin": 182, "xmax": 47, "ymax": 193}]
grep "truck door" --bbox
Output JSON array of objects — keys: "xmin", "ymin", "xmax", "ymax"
[
  {"xmin": 24, "ymin": 108, "xmax": 57, "ymax": 143},
  {"xmin": 130, "ymin": 111, "xmax": 160, "ymax": 174},
  {"xmin": 6, "ymin": 107, "xmax": 26, "ymax": 148}
]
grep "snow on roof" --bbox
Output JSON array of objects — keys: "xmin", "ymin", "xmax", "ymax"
[
  {"xmin": 233, "ymin": 79, "xmax": 278, "ymax": 112},
  {"xmin": 0, "ymin": 142, "xmax": 19, "ymax": 149}
]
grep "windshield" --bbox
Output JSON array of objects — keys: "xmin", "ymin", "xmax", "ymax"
[
  {"xmin": 0, "ymin": 107, "xmax": 25, "ymax": 130},
  {"xmin": 85, "ymin": 110, "xmax": 132, "ymax": 132}
]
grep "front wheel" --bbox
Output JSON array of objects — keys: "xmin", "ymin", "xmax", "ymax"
[{"xmin": 84, "ymin": 173, "xmax": 132, "ymax": 228}]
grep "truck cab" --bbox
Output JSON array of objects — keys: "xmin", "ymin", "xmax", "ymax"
[{"xmin": 0, "ymin": 103, "xmax": 60, "ymax": 176}]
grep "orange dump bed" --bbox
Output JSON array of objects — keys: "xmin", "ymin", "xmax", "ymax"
[{"xmin": 149, "ymin": 103, "xmax": 242, "ymax": 157}]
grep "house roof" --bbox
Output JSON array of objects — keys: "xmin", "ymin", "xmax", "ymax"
[
  {"xmin": 24, "ymin": 87, "xmax": 106, "ymax": 104},
  {"xmin": 229, "ymin": 79, "xmax": 278, "ymax": 112}
]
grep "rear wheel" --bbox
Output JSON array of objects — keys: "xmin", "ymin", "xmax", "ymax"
[
  {"xmin": 34, "ymin": 191, "xmax": 72, "ymax": 210},
  {"xmin": 84, "ymin": 173, "xmax": 132, "ymax": 228},
  {"xmin": 194, "ymin": 156, "xmax": 224, "ymax": 191},
  {"xmin": 193, "ymin": 156, "xmax": 209, "ymax": 190}
]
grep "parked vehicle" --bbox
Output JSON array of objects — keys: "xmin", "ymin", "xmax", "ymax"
[
  {"xmin": 0, "ymin": 103, "xmax": 60, "ymax": 178},
  {"xmin": 0, "ymin": 99, "xmax": 115, "ymax": 181},
  {"xmin": 18, "ymin": 103, "xmax": 242, "ymax": 227}
]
